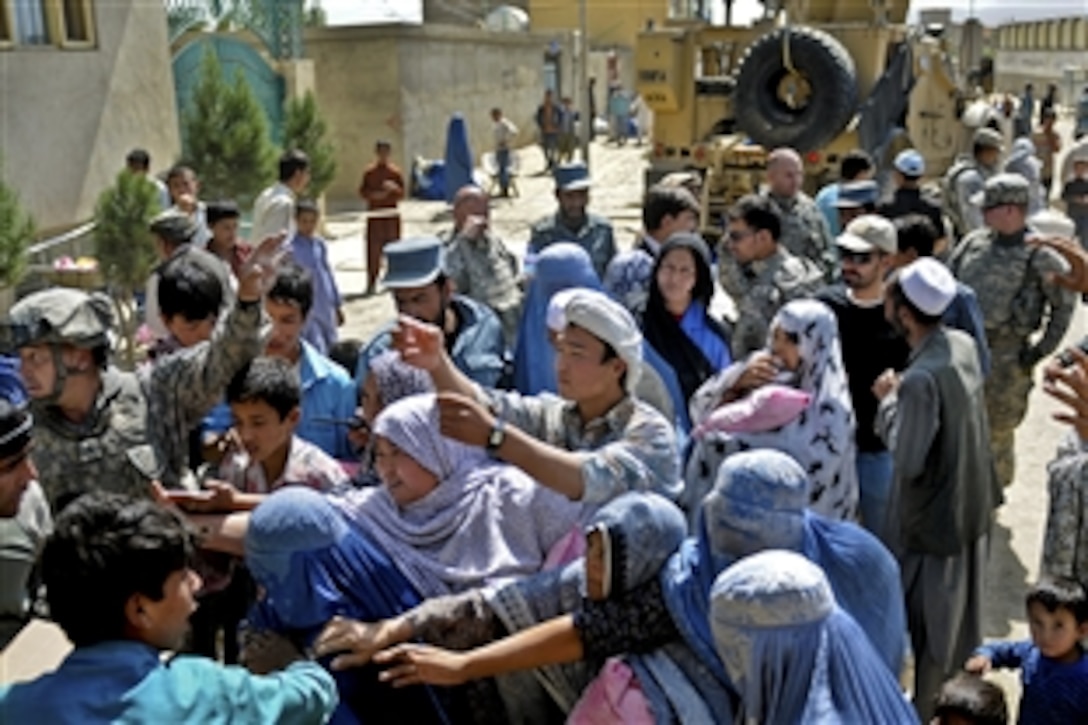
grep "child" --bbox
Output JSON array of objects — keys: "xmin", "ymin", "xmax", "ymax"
[
  {"xmin": 965, "ymin": 577, "xmax": 1088, "ymax": 724},
  {"xmin": 289, "ymin": 199, "xmax": 343, "ymax": 356},
  {"xmin": 218, "ymin": 357, "xmax": 350, "ymax": 497},
  {"xmin": 1063, "ymin": 154, "xmax": 1088, "ymax": 251},
  {"xmin": 933, "ymin": 674, "xmax": 1008, "ymax": 725},
  {"xmin": 0, "ymin": 491, "xmax": 338, "ymax": 723},
  {"xmin": 204, "ymin": 200, "xmax": 250, "ymax": 278}
]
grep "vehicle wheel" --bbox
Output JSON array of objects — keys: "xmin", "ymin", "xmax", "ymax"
[{"xmin": 733, "ymin": 26, "xmax": 858, "ymax": 152}]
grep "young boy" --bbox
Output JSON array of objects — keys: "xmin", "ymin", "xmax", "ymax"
[
  {"xmin": 204, "ymin": 200, "xmax": 250, "ymax": 278},
  {"xmin": 0, "ymin": 491, "xmax": 338, "ymax": 723},
  {"xmin": 965, "ymin": 577, "xmax": 1088, "ymax": 724},
  {"xmin": 289, "ymin": 200, "xmax": 343, "ymax": 355},
  {"xmin": 218, "ymin": 356, "xmax": 349, "ymax": 496},
  {"xmin": 933, "ymin": 674, "xmax": 1008, "ymax": 725},
  {"xmin": 1063, "ymin": 153, "xmax": 1088, "ymax": 250}
]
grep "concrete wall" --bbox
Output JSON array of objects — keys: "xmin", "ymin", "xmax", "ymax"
[
  {"xmin": 0, "ymin": 0, "xmax": 180, "ymax": 234},
  {"xmin": 528, "ymin": 0, "xmax": 667, "ymax": 48},
  {"xmin": 993, "ymin": 16, "xmax": 1087, "ymax": 96},
  {"xmin": 306, "ymin": 24, "xmax": 574, "ymax": 212}
]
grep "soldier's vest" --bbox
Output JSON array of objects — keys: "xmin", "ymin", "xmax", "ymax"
[
  {"xmin": 32, "ymin": 368, "xmax": 162, "ymax": 511},
  {"xmin": 941, "ymin": 155, "xmax": 977, "ymax": 240}
]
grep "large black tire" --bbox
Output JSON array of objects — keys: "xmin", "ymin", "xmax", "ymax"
[{"xmin": 732, "ymin": 26, "xmax": 858, "ymax": 152}]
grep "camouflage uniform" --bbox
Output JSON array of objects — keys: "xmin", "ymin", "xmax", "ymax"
[
  {"xmin": 719, "ymin": 246, "xmax": 825, "ymax": 359},
  {"xmin": 441, "ymin": 227, "xmax": 523, "ymax": 349},
  {"xmin": 5, "ymin": 288, "xmax": 261, "ymax": 510},
  {"xmin": 527, "ymin": 212, "xmax": 616, "ymax": 280},
  {"xmin": 763, "ymin": 191, "xmax": 834, "ymax": 277},
  {"xmin": 950, "ymin": 175, "xmax": 1076, "ymax": 487}
]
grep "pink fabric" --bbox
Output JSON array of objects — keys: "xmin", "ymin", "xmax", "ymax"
[
  {"xmin": 567, "ymin": 658, "xmax": 654, "ymax": 725},
  {"xmin": 693, "ymin": 384, "xmax": 811, "ymax": 439},
  {"xmin": 543, "ymin": 526, "xmax": 586, "ymax": 570}
]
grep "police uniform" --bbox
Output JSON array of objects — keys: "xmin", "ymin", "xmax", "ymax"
[
  {"xmin": 527, "ymin": 163, "xmax": 617, "ymax": 279},
  {"xmin": 950, "ymin": 174, "xmax": 1076, "ymax": 487},
  {"xmin": 762, "ymin": 190, "xmax": 835, "ymax": 277}
]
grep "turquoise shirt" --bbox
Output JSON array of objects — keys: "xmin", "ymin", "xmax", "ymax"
[{"xmin": 0, "ymin": 640, "xmax": 337, "ymax": 724}]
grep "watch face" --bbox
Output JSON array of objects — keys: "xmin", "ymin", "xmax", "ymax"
[{"xmin": 488, "ymin": 427, "xmax": 504, "ymax": 448}]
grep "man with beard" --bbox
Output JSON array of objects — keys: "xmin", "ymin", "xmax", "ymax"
[
  {"xmin": 357, "ymin": 237, "xmax": 505, "ymax": 388},
  {"xmin": 816, "ymin": 215, "xmax": 910, "ymax": 546},
  {"xmin": 527, "ymin": 162, "xmax": 616, "ymax": 279},
  {"xmin": 874, "ymin": 258, "xmax": 999, "ymax": 721}
]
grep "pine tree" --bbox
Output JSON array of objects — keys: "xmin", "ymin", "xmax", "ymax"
[
  {"xmin": 94, "ymin": 171, "xmax": 160, "ymax": 368},
  {"xmin": 283, "ymin": 91, "xmax": 337, "ymax": 199},
  {"xmin": 182, "ymin": 47, "xmax": 276, "ymax": 207},
  {"xmin": 0, "ymin": 158, "xmax": 35, "ymax": 290}
]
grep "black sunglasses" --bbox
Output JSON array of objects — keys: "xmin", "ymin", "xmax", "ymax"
[{"xmin": 840, "ymin": 250, "xmax": 875, "ymax": 264}]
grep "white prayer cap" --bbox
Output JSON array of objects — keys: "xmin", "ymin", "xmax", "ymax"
[
  {"xmin": 554, "ymin": 288, "xmax": 643, "ymax": 392},
  {"xmin": 899, "ymin": 258, "xmax": 957, "ymax": 317},
  {"xmin": 546, "ymin": 289, "xmax": 579, "ymax": 333},
  {"xmin": 1028, "ymin": 209, "xmax": 1076, "ymax": 239}
]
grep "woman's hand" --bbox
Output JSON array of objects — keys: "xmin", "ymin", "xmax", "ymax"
[
  {"xmin": 313, "ymin": 615, "xmax": 413, "ymax": 671},
  {"xmin": 734, "ymin": 352, "xmax": 778, "ymax": 394},
  {"xmin": 373, "ymin": 643, "xmax": 470, "ymax": 688}
]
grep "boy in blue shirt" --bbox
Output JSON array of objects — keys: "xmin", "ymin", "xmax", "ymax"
[
  {"xmin": 290, "ymin": 200, "xmax": 343, "ymax": 356},
  {"xmin": 0, "ymin": 491, "xmax": 337, "ymax": 723},
  {"xmin": 966, "ymin": 577, "xmax": 1088, "ymax": 724}
]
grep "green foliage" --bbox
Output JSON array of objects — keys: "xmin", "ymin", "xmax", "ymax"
[
  {"xmin": 182, "ymin": 48, "xmax": 276, "ymax": 207},
  {"xmin": 0, "ymin": 163, "xmax": 35, "ymax": 288},
  {"xmin": 283, "ymin": 91, "xmax": 337, "ymax": 199},
  {"xmin": 93, "ymin": 171, "xmax": 160, "ymax": 293}
]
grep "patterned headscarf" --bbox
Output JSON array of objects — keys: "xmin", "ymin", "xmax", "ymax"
[
  {"xmin": 368, "ymin": 350, "xmax": 433, "ymax": 408},
  {"xmin": 710, "ymin": 550, "xmax": 918, "ymax": 724}
]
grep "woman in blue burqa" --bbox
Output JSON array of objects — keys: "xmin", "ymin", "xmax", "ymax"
[
  {"xmin": 312, "ymin": 449, "xmax": 905, "ymax": 723},
  {"xmin": 242, "ymin": 393, "xmax": 581, "ymax": 723},
  {"xmin": 710, "ymin": 550, "xmax": 919, "ymax": 724},
  {"xmin": 512, "ymin": 241, "xmax": 690, "ymax": 433}
]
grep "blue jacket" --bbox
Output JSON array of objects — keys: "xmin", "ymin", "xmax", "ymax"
[
  {"xmin": 356, "ymin": 295, "xmax": 505, "ymax": 389},
  {"xmin": 206, "ymin": 341, "xmax": 358, "ymax": 460},
  {"xmin": 0, "ymin": 640, "xmax": 337, "ymax": 724}
]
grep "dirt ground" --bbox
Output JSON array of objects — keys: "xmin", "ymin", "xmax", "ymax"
[
  {"xmin": 322, "ymin": 137, "xmax": 1083, "ymax": 712},
  {"xmin": 3, "ymin": 136, "xmax": 1083, "ymax": 714}
]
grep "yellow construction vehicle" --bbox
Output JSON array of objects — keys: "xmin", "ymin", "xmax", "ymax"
[{"xmin": 636, "ymin": 0, "xmax": 993, "ymax": 225}]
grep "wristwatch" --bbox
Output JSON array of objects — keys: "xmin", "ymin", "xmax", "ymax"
[{"xmin": 486, "ymin": 418, "xmax": 506, "ymax": 458}]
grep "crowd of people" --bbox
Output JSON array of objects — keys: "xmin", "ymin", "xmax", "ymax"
[{"xmin": 2, "ymin": 101, "xmax": 1088, "ymax": 724}]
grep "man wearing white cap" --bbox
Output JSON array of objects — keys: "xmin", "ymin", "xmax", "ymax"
[
  {"xmin": 391, "ymin": 288, "xmax": 680, "ymax": 508},
  {"xmin": 873, "ymin": 258, "xmax": 1000, "ymax": 721}
]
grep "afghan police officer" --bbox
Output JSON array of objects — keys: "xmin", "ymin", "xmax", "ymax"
[
  {"xmin": 761, "ymin": 147, "xmax": 835, "ymax": 278},
  {"xmin": 527, "ymin": 162, "xmax": 616, "ymax": 279},
  {"xmin": 2, "ymin": 250, "xmax": 269, "ymax": 510},
  {"xmin": 950, "ymin": 174, "xmax": 1076, "ymax": 487}
]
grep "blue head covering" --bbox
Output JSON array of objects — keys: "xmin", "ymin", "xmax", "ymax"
[
  {"xmin": 245, "ymin": 486, "xmax": 420, "ymax": 633},
  {"xmin": 710, "ymin": 550, "xmax": 919, "ymax": 724},
  {"xmin": 443, "ymin": 113, "xmax": 474, "ymax": 204},
  {"xmin": 661, "ymin": 450, "xmax": 905, "ymax": 685},
  {"xmin": 0, "ymin": 356, "xmax": 27, "ymax": 406},
  {"xmin": 589, "ymin": 491, "xmax": 688, "ymax": 596},
  {"xmin": 513, "ymin": 243, "xmax": 601, "ymax": 395}
]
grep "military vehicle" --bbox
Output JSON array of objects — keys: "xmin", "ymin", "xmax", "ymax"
[{"xmin": 635, "ymin": 0, "xmax": 994, "ymax": 225}]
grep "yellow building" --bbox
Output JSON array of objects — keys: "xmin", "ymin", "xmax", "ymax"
[{"xmin": 528, "ymin": 0, "xmax": 668, "ymax": 48}]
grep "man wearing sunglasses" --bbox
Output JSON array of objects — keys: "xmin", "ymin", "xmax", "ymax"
[
  {"xmin": 719, "ymin": 194, "xmax": 824, "ymax": 359},
  {"xmin": 816, "ymin": 215, "xmax": 910, "ymax": 547}
]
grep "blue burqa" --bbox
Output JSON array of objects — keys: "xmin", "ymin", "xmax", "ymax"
[{"xmin": 443, "ymin": 113, "xmax": 474, "ymax": 204}]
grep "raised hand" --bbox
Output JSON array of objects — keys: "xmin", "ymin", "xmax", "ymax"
[
  {"xmin": 391, "ymin": 316, "xmax": 445, "ymax": 372},
  {"xmin": 238, "ymin": 233, "xmax": 288, "ymax": 301}
]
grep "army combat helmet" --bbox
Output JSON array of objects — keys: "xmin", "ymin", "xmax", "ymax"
[{"xmin": 1, "ymin": 288, "xmax": 114, "ymax": 401}]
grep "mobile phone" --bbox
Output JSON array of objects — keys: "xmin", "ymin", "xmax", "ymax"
[{"xmin": 1056, "ymin": 337, "xmax": 1088, "ymax": 368}]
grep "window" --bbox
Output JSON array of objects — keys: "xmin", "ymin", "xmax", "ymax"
[
  {"xmin": 59, "ymin": 0, "xmax": 92, "ymax": 44},
  {"xmin": 13, "ymin": 0, "xmax": 50, "ymax": 45}
]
